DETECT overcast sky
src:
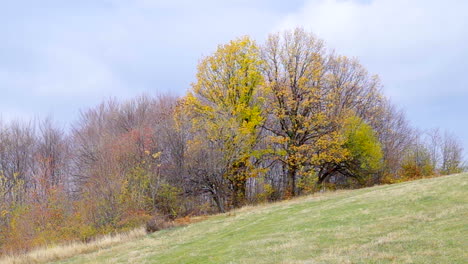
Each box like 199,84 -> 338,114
1,0 -> 467,151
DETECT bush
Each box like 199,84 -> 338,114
255,183 -> 276,202
145,214 -> 172,233
155,184 -> 184,220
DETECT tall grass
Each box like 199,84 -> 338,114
0,228 -> 146,264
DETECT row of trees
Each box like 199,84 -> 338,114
401,129 -> 465,179
0,28 -> 465,253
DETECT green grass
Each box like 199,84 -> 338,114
58,174 -> 467,264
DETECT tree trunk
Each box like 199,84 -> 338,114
212,192 -> 225,213
317,165 -> 336,185
231,179 -> 246,208
288,166 -> 298,197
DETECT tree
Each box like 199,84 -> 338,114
0,121 -> 36,204
261,28 -> 346,196
401,141 -> 435,179
372,100 -> 415,183
34,118 -> 70,199
316,114 -> 383,186
440,132 -> 465,175
184,136 -> 230,213
183,36 -> 264,209
326,55 -> 383,121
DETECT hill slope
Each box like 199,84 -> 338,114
57,174 -> 468,263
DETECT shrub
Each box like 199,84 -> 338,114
155,184 -> 184,220
145,214 -> 172,233
255,183 -> 276,202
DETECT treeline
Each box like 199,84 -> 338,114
0,28 -> 465,254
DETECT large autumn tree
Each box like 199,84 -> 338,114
261,28 -> 347,196
183,36 -> 264,209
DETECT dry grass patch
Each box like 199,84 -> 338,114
0,228 -> 146,264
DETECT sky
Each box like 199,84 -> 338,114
1,0 -> 467,152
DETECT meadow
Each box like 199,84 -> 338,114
3,173 -> 466,264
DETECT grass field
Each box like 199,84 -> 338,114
5,173 -> 468,264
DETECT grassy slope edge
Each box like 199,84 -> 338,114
6,174 -> 468,264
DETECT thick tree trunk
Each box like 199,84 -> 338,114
317,165 -> 336,185
212,192 -> 225,213
288,166 -> 298,197
231,179 -> 246,208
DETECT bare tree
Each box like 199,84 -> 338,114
33,118 -> 71,198
440,131 -> 465,175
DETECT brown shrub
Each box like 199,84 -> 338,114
145,215 -> 172,233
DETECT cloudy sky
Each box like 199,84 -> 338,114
1,0 -> 467,151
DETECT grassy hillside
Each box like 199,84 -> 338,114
9,174 -> 468,263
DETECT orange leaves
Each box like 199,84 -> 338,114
108,126 -> 156,162
0,186 -> 72,253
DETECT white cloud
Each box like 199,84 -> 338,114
275,0 -> 468,101
0,1 -> 289,124
1,0 -> 466,152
